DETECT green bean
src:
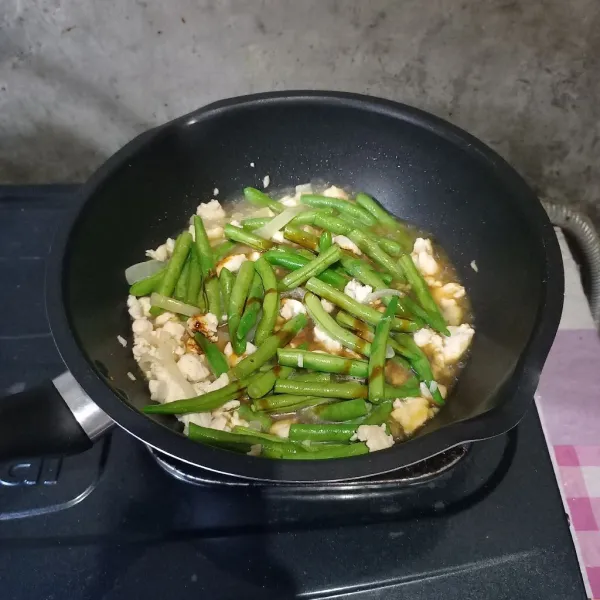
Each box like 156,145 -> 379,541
219,267 -> 234,313
385,380 -> 421,399
129,268 -> 166,296
261,397 -> 335,414
290,372 -> 331,383
194,216 -> 216,276
188,423 -> 286,449
368,297 -> 398,403
241,217 -> 270,230
355,192 -> 413,251
283,225 -> 320,251
362,400 -> 394,425
262,441 -> 369,459
228,261 -> 255,354
253,394 -> 335,411
224,224 -> 274,252
194,333 -> 229,377
347,230 -> 406,282
305,278 -> 418,332
288,424 -> 357,442
300,194 -> 377,225
277,349 -> 369,377
149,231 -> 193,316
242,209 -> 333,231
319,230 -> 333,253
205,278 -> 222,321
237,404 -> 273,432
231,426 -> 288,444
232,313 -> 308,379
248,364 -> 294,399
316,398 -> 369,421
143,375 -> 254,414
274,379 -> 368,399
213,241 -> 237,262
398,254 -> 449,335
279,245 -> 342,291
263,250 -> 347,289
244,187 -> 284,213
254,257 -> 279,346
236,273 -> 264,345
304,292 -> 372,356
186,246 -> 203,306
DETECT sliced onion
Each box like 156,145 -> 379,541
254,205 -> 311,240
385,346 -> 395,359
150,293 -> 202,317
125,260 -> 164,284
157,340 -> 196,399
364,289 -> 405,304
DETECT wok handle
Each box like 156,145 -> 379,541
0,371 -> 113,461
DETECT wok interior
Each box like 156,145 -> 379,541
64,100 -> 544,440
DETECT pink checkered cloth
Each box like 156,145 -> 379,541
536,231 -> 600,599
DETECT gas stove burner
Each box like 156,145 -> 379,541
149,444 -> 470,490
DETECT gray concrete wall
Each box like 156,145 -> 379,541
1,0 -> 598,218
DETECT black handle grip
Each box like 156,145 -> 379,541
0,380 -> 92,460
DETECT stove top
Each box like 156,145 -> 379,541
0,186 -> 587,599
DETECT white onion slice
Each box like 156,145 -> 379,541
253,205 -> 311,240
157,341 -> 196,399
150,293 -> 202,317
364,289 -> 405,304
385,346 -> 395,359
125,260 -> 164,284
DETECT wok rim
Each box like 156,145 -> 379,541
46,91 -> 564,482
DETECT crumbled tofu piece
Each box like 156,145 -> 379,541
247,444 -> 262,456
224,342 -> 257,366
139,296 -> 152,317
313,325 -> 343,352
270,419 -> 295,439
177,353 -> 211,383
323,185 -> 349,200
188,224 -> 196,241
216,254 -> 248,275
321,298 -> 335,313
192,373 -> 230,396
206,225 -> 224,241
295,183 -> 313,196
219,399 -> 241,412
148,364 -> 190,403
196,199 -> 226,222
159,321 -> 186,342
166,238 -> 175,255
272,230 -> 285,243
279,195 -> 298,207
117,335 -> 127,347
280,298 -> 307,320
263,175 -> 270,189
127,295 -> 143,319
229,410 -> 249,429
333,235 -> 362,255
344,279 -> 373,303
145,243 -> 168,262
132,337 -> 157,361
210,415 -> 229,431
213,188 -> 219,196
188,313 -> 219,342
154,312 -> 176,327
250,162 -> 255,167
132,318 -> 153,335
248,251 -> 262,261
439,298 -> 463,326
471,260 -> 478,272
391,397 -> 431,435
413,324 -> 475,366
127,372 -> 137,381
411,238 -> 439,276
352,424 -> 394,452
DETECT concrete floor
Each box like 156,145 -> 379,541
1,0 -> 598,219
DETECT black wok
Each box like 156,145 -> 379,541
0,92 -> 563,482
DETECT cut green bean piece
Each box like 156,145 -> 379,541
236,273 -> 263,345
205,278 -> 222,323
274,379 -> 368,399
316,398 -> 369,421
219,268 -> 234,314
213,241 -> 237,262
319,230 -> 333,253
288,424 -> 357,443
348,230 -> 406,282
228,261 -> 255,355
280,245 -> 342,291
300,194 -> 377,225
283,225 -> 320,251
129,268 -> 166,296
194,333 -> 229,377
263,250 -> 347,289
237,404 -> 273,432
362,400 -> 394,425
254,257 -> 279,346
290,372 -> 331,383
224,224 -> 274,252
262,441 -> 369,460
368,297 -> 398,404
253,394 -> 335,411
277,349 -> 369,377
194,215 -> 216,276
243,187 -> 284,213
186,247 -> 203,306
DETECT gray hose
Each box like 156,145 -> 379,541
542,201 -> 600,329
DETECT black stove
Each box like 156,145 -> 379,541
0,186 -> 587,599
